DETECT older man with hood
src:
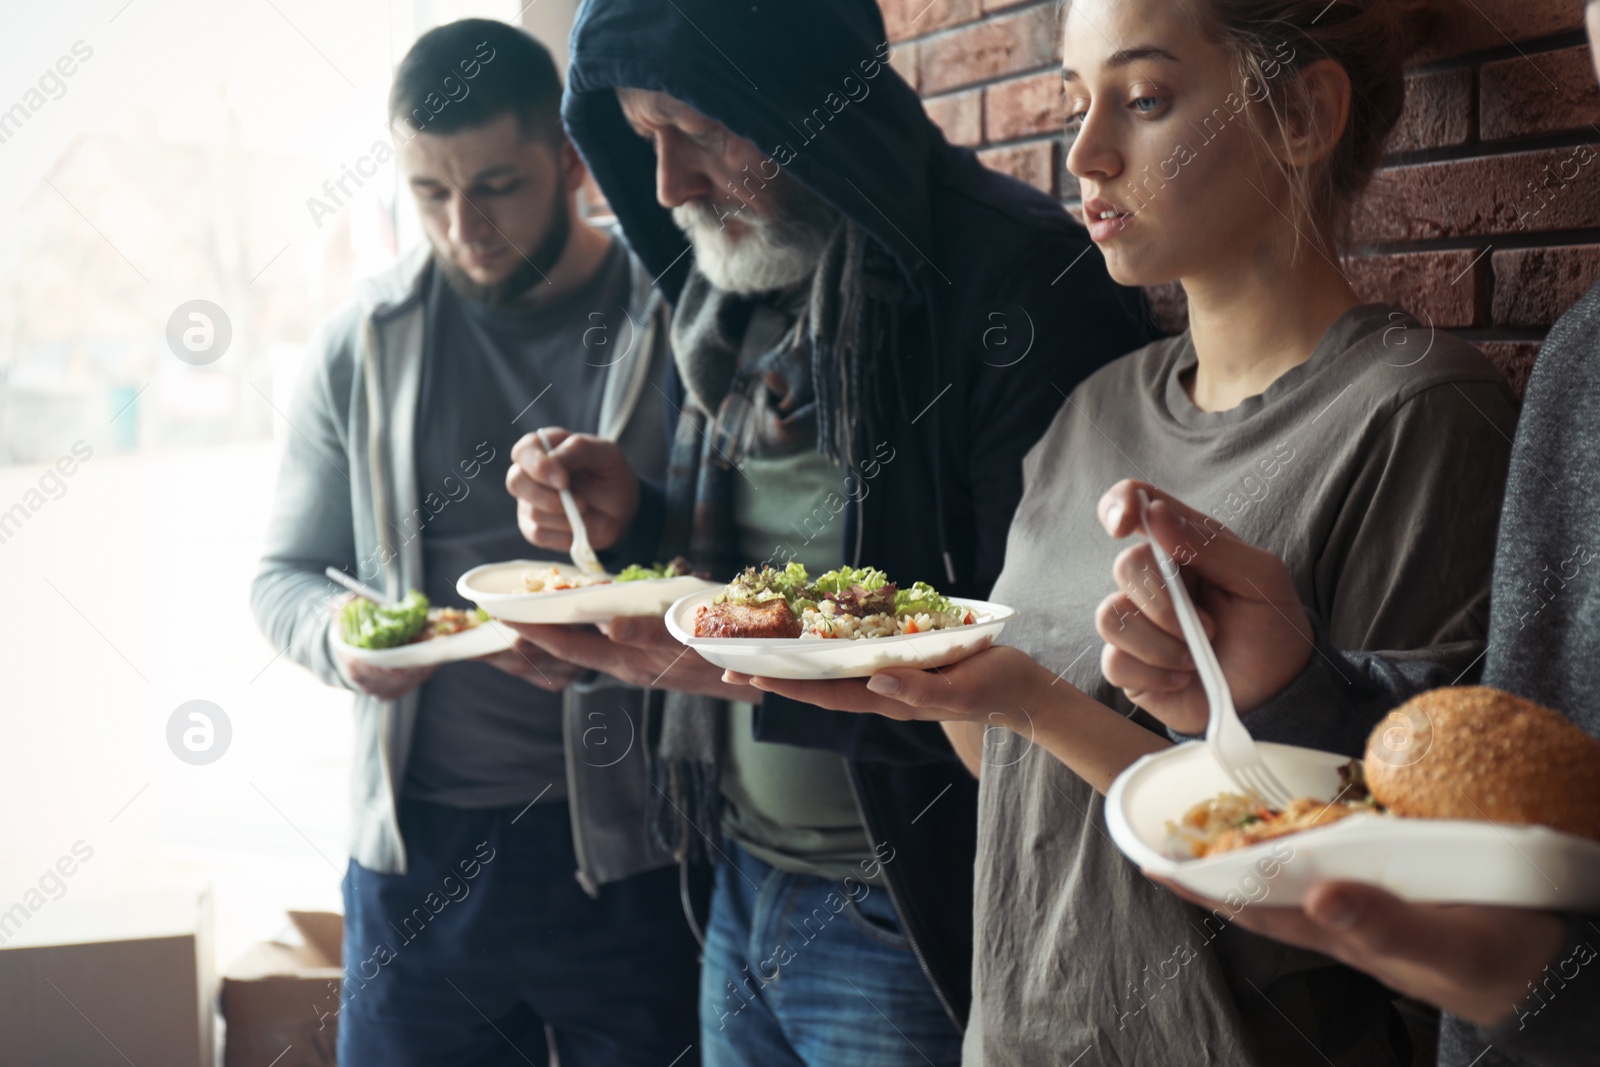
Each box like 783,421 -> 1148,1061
504,1 -> 1151,1063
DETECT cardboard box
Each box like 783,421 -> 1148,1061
0,884 -> 215,1067
219,910 -> 342,1067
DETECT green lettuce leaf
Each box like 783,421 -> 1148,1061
893,581 -> 955,616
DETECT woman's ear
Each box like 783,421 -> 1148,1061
1586,0 -> 1600,87
1275,58 -> 1351,168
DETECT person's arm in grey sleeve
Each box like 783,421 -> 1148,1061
1200,606 -> 1464,756
1097,465 -> 1491,756
250,327 -> 361,691
1473,913 -> 1600,1066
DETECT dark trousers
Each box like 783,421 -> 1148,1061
339,797 -> 700,1067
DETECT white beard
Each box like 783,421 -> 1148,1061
672,182 -> 837,294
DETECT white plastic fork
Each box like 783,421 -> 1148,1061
535,427 -> 608,577
323,565 -> 397,607
1136,490 -> 1295,810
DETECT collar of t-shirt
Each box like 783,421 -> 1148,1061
1163,303 -> 1400,430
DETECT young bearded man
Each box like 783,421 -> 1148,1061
251,19 -> 696,1067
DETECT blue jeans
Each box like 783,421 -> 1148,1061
340,798 -> 699,1067
700,838 -> 963,1067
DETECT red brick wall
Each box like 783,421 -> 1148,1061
883,0 -> 1600,395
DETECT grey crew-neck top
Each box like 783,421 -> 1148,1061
965,304 -> 1519,1066
403,238 -> 631,809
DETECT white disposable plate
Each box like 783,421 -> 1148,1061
457,560 -> 721,625
332,617 -> 514,669
1106,740 -> 1600,908
664,589 -> 1015,680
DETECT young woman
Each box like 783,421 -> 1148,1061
733,0 -> 1519,1062
1107,8 -> 1600,1066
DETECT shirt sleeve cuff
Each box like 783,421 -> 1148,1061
323,618 -> 362,692
1477,914 -> 1600,1064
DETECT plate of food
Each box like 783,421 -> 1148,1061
1106,686 -> 1600,908
665,563 -> 1015,680
332,591 -> 514,668
457,557 -> 720,625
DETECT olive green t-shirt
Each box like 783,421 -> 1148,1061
717,305 -> 880,884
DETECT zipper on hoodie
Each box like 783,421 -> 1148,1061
362,316 -> 410,875
844,765 -> 962,1031
563,691 -> 602,899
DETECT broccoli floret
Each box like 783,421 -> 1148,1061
340,590 -> 430,649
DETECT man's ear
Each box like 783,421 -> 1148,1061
1273,58 -> 1351,170
560,135 -> 590,194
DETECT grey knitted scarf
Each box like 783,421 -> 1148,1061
648,217 -> 908,865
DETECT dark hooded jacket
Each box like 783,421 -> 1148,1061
564,0 -> 1152,1027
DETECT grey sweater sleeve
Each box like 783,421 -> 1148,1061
249,320 -> 362,691
1440,283 -> 1600,1067
1222,606 -> 1463,756
1440,915 -> 1600,1067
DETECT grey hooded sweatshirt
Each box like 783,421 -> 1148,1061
250,236 -> 676,892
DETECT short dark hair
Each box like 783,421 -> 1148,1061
388,19 -> 562,142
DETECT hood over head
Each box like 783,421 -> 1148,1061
563,0 -> 947,301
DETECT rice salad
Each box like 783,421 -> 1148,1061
801,592 -> 972,640
522,557 -> 693,593
702,563 -> 977,641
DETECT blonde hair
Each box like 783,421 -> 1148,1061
1177,0 -> 1446,251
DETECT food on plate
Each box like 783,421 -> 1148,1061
522,557 -> 693,592
695,598 -> 803,639
522,566 -> 611,593
616,558 -> 693,582
692,563 -> 975,640
1362,685 -> 1600,841
1171,761 -> 1379,858
1169,686 -> 1600,858
339,591 -> 488,650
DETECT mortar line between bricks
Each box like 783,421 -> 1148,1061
1470,61 -> 1482,151
1449,328 -> 1556,342
906,27 -> 1588,96
1406,30 -> 1591,75
1353,229 -> 1600,257
929,51 -> 1598,156
889,0 -> 1056,50
917,60 -> 1062,100
921,63 -> 1061,105
1042,225 -> 1600,259
1477,244 -> 1496,327
977,132 -> 1065,153
1385,130 -> 1600,168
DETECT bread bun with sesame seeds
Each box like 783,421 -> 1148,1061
1362,686 -> 1600,842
